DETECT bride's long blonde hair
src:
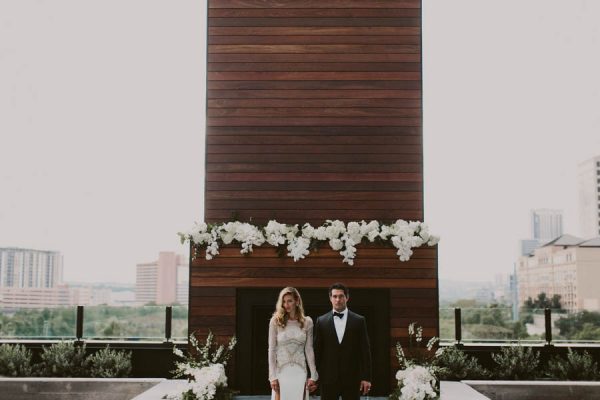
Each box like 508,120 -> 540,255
272,287 -> 306,329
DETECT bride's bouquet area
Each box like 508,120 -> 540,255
390,323 -> 441,400
165,331 -> 237,400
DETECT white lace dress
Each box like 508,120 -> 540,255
268,317 -> 319,400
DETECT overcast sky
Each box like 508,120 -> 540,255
1,1 -> 599,284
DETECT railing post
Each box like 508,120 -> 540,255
165,306 -> 172,342
454,307 -> 462,345
545,308 -> 553,346
76,305 -> 84,342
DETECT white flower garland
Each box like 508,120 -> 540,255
179,219 -> 439,266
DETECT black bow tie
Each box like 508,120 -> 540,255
333,312 -> 344,319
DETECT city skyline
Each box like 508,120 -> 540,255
2,1 -> 600,283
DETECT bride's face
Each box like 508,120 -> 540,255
282,293 -> 298,315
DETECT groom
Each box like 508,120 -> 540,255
313,283 -> 372,400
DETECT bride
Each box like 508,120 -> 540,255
268,287 -> 318,400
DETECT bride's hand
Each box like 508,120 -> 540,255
270,379 -> 280,393
306,379 -> 317,392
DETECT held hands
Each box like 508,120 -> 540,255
306,379 -> 317,393
270,379 -> 280,393
360,380 -> 372,395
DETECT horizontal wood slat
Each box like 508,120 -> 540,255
208,8 -> 420,18
209,27 -> 420,36
206,164 -> 422,173
207,107 -> 421,117
207,117 -> 421,126
205,199 -> 422,209
209,53 -> 421,63
207,126 -> 422,135
208,89 -> 421,99
208,99 -> 422,108
205,180 -> 423,190
205,190 -> 423,201
209,1 -> 421,9
208,18 -> 420,27
208,37 -> 421,45
191,277 -> 436,288
209,62 -> 421,71
203,210 -> 424,223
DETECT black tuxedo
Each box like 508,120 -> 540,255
314,310 -> 372,400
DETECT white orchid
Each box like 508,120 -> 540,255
396,365 -> 438,400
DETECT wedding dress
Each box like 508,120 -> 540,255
268,317 -> 319,400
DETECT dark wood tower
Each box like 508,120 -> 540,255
190,0 -> 437,395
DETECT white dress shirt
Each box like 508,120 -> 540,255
333,308 -> 348,343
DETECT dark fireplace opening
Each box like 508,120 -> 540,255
236,288 -> 390,395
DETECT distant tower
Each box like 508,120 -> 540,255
135,252 -> 187,305
578,155 -> 600,238
0,247 -> 63,289
531,209 -> 563,244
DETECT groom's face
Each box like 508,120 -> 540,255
330,289 -> 348,312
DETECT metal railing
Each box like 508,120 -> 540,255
446,307 -> 597,346
0,305 -> 183,342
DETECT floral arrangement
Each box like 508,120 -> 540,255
165,331 -> 237,400
179,219 -> 439,266
390,323 -> 441,400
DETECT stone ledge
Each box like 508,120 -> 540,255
0,378 -> 164,400
132,381 -> 491,400
463,380 -> 600,400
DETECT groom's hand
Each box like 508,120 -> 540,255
360,380 -> 371,395
306,379 -> 317,392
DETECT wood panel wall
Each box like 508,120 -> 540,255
205,0 -> 423,225
192,0 -> 437,393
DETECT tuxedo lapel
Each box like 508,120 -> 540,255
339,311 -> 353,345
327,312 -> 340,345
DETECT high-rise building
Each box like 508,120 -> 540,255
0,247 -> 63,289
135,252 -> 188,305
578,155 -> 600,238
519,239 -> 540,257
531,209 -> 563,244
517,234 -> 600,312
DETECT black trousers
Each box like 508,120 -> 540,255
320,381 -> 361,400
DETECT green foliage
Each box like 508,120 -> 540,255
491,345 -> 540,380
87,345 -> 132,378
523,292 -> 562,311
546,348 -> 600,380
556,311 -> 600,340
38,341 -> 88,377
0,344 -> 34,377
433,347 -> 489,380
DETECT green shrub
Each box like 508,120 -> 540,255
0,344 -> 34,377
491,345 -> 540,380
87,346 -> 132,378
433,346 -> 489,380
38,341 -> 88,377
546,348 -> 600,380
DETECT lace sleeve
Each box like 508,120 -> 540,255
268,317 -> 278,382
305,317 -> 319,381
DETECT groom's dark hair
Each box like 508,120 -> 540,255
329,282 -> 349,297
